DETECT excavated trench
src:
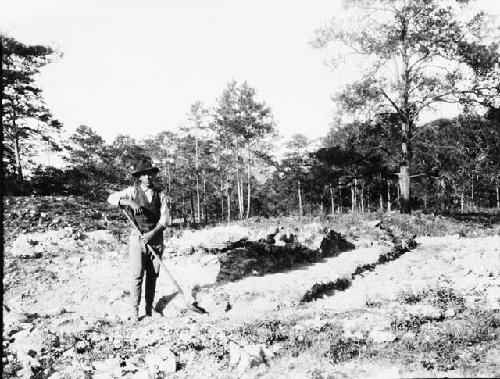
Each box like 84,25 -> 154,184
299,221 -> 418,303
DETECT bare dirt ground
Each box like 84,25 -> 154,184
3,197 -> 500,378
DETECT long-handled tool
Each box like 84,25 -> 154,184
122,209 -> 207,314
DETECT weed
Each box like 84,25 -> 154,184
327,337 -> 367,363
231,320 -> 291,347
386,307 -> 500,372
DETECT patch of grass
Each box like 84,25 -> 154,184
231,319 -> 291,347
397,289 -> 424,305
389,309 -> 500,372
387,286 -> 500,373
381,212 -> 498,238
327,336 -> 368,364
396,286 -> 465,311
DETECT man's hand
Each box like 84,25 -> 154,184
120,199 -> 143,215
142,230 -> 156,244
129,201 -> 143,215
141,225 -> 165,245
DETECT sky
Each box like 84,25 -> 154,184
1,0 -> 499,147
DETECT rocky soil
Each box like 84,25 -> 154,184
3,196 -> 500,378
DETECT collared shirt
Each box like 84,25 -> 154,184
108,184 -> 171,228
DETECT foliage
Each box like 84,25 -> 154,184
311,0 -> 500,212
1,36 -> 63,188
213,80 -> 276,220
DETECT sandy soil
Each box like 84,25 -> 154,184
3,208 -> 500,378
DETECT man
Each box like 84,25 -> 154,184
108,159 -> 170,323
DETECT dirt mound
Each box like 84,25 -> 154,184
214,230 -> 355,283
3,196 -> 126,247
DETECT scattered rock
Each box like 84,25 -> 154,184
93,357 -> 121,374
75,340 -> 89,353
18,366 -> 35,379
237,344 -> 268,375
230,341 -> 268,375
144,346 -> 177,373
93,374 -> 115,379
366,220 -> 382,228
130,371 -> 151,379
405,304 -> 442,320
10,328 -> 45,356
444,308 -> 456,318
2,308 -> 29,333
17,352 -> 41,368
368,330 -> 396,343
84,230 -> 118,244
485,287 -> 500,310
401,331 -> 416,342
343,330 -> 364,340
68,256 -> 83,266
43,306 -> 66,318
229,341 -> 242,366
11,235 -> 43,258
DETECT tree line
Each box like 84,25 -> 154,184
2,0 -> 499,220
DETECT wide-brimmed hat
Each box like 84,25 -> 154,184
130,160 -> 160,177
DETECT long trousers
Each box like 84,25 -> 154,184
129,230 -> 163,311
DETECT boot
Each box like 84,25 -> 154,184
145,304 -> 153,317
145,304 -> 162,317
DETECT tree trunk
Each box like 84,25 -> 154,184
329,184 -> 335,216
320,192 -> 324,216
220,176 -> 224,221
190,194 -> 195,223
226,177 -> 231,222
298,180 -> 303,217
246,146 -> 251,220
398,164 -> 410,213
400,40 -> 412,214
240,178 -> 244,219
167,164 -> 171,193
471,175 -> 474,209
235,140 -> 244,220
361,180 -> 365,213
202,173 -> 207,223
13,133 -> 24,184
497,186 -> 499,209
440,179 -> 446,211
351,179 -> 357,213
236,178 -> 242,220
387,180 -> 392,213
378,174 -> 383,212
195,137 -> 200,223
181,179 -> 186,221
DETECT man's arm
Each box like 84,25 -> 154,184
108,187 -> 143,214
158,191 -> 171,228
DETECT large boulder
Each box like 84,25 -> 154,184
11,235 -> 44,258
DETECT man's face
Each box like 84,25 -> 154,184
139,171 -> 155,188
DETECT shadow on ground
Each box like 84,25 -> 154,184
155,291 -> 180,314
